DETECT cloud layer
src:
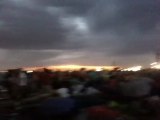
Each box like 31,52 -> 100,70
0,0 -> 159,68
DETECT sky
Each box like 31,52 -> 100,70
0,0 -> 159,69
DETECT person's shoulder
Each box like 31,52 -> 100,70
141,77 -> 153,82
57,88 -> 68,92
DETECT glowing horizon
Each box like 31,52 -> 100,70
48,64 -> 116,71
24,64 -> 117,71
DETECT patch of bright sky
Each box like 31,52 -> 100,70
74,17 -> 88,32
61,17 -> 89,33
46,6 -> 65,16
44,51 -> 85,63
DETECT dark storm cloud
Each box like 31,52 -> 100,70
0,49 -> 86,69
38,0 -> 96,15
41,0 -> 160,56
0,50 -> 62,68
0,0 -> 83,50
87,0 -> 160,55
0,0 -> 159,68
90,0 -> 160,32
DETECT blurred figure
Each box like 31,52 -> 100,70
119,76 -> 153,101
4,70 -> 18,99
18,70 -> 29,98
152,77 -> 160,96
30,72 -> 42,93
71,80 -> 84,96
38,97 -> 76,120
56,81 -> 71,98
39,69 -> 53,92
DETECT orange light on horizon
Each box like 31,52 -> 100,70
1,64 -> 118,72
23,64 -> 117,71
47,64 -> 116,71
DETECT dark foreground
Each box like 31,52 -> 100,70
1,68 -> 160,120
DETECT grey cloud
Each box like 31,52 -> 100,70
38,0 -> 96,15
86,0 -> 160,56
89,0 -> 160,32
0,0 -> 159,68
0,50 -> 62,69
0,49 -> 87,69
0,0 -> 83,50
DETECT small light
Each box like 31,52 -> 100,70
96,67 -> 103,72
122,66 -> 142,71
151,64 -> 160,69
27,70 -> 33,73
150,62 -> 158,66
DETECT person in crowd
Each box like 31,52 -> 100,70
30,72 -> 42,93
151,75 -> 160,96
56,80 -> 72,98
119,75 -> 153,101
39,69 -> 53,92
70,78 -> 84,96
38,97 -> 76,120
4,70 -> 18,99
3,69 -> 27,100
18,69 -> 29,99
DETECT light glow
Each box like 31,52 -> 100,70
48,65 -> 115,71
96,67 -> 103,72
27,70 -> 33,73
122,66 -> 142,71
151,64 -> 160,69
150,62 -> 158,66
23,65 -> 117,71
150,62 -> 160,69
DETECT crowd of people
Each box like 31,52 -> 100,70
1,68 -> 160,120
